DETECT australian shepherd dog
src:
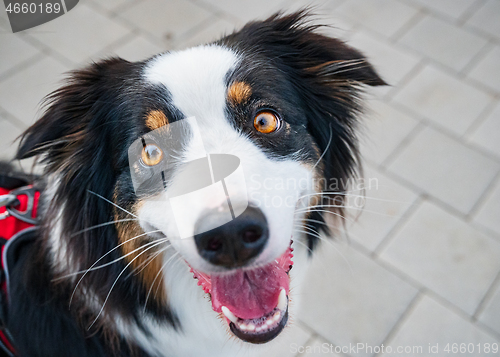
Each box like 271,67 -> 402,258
1,11 -> 384,357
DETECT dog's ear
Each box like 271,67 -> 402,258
15,57 -> 140,238
15,56 -> 138,245
15,58 -> 140,264
16,58 -> 136,168
223,10 -> 386,87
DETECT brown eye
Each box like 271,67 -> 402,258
141,144 -> 163,166
253,111 -> 280,134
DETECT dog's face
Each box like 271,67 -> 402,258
132,45 -> 318,343
17,13 -> 384,346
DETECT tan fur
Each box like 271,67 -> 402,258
304,144 -> 345,229
145,110 -> 169,130
227,81 -> 252,105
113,198 -> 166,305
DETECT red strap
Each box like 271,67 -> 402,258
0,330 -> 15,356
0,186 -> 40,356
0,187 -> 39,241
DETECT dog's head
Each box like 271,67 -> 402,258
17,12 -> 384,345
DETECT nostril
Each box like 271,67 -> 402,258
206,237 -> 223,251
242,227 -> 262,244
194,206 -> 268,267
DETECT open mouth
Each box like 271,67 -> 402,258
189,242 -> 294,344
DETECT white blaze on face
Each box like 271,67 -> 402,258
141,45 -> 314,272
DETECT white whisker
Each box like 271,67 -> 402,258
87,190 -> 138,218
294,228 -> 353,274
62,230 -> 162,280
295,208 -> 354,224
292,238 -> 313,253
153,253 -> 183,301
297,218 -> 328,227
71,218 -> 138,236
298,191 -> 411,204
144,251 -> 180,312
311,123 -> 332,171
297,204 -> 408,218
88,239 -> 167,330
129,243 -> 174,277
294,224 -> 320,237
66,230 -> 162,308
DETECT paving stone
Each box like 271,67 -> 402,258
27,3 -> 131,64
335,0 -> 419,38
466,0 -> 500,39
299,242 -> 417,357
468,45 -> 500,94
380,201 -> 500,315
398,15 -> 488,71
381,295 -> 499,356
0,56 -> 69,125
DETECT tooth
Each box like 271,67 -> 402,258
266,320 -> 273,326
277,289 -> 287,311
239,323 -> 248,331
256,326 -> 262,332
247,323 -> 256,331
221,306 -> 238,323
273,311 -> 281,322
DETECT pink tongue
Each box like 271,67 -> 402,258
211,262 -> 289,320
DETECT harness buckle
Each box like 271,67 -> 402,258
4,186 -> 39,225
0,195 -> 17,221
0,195 -> 18,209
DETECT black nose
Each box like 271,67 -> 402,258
194,206 -> 268,268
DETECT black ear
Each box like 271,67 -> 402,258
17,58 -> 137,166
222,10 -> 386,87
15,57 -> 140,281
15,57 -> 137,262
15,57 -> 142,248
15,57 -> 141,219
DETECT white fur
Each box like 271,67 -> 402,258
44,174 -> 76,277
122,45 -> 317,356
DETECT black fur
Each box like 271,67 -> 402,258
5,11 -> 384,356
7,60 -> 156,356
220,11 -> 385,249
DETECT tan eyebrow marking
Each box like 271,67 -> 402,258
227,81 -> 252,105
145,110 -> 169,130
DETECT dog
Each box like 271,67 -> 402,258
1,11 -> 384,357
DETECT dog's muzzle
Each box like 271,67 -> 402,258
194,206 -> 268,268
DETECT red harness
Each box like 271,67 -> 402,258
0,185 -> 40,356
